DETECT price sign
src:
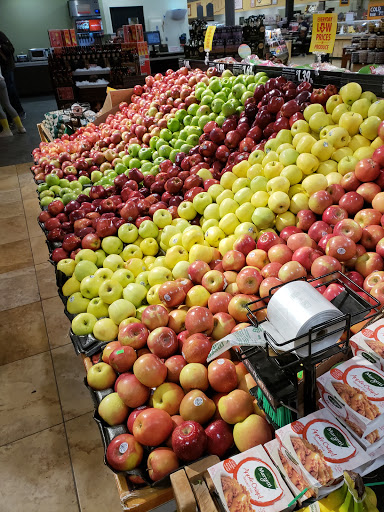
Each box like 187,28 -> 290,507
309,13 -> 338,54
183,60 -> 190,69
295,69 -> 314,84
204,25 -> 216,52
368,3 -> 384,19
339,0 -> 349,5
215,62 -> 225,73
243,64 -> 254,75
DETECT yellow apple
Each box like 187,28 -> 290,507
124,258 -> 146,277
276,143 -> 294,155
296,134 -> 317,153
236,202 -> 255,223
311,140 -> 334,161
326,94 -> 343,114
247,163 -> 263,179
220,171 -> 237,189
219,213 -> 240,235
168,232 -> 183,247
302,174 -> 328,195
348,134 -> 371,152
248,149 -> 265,165
219,235 -> 236,256
205,226 -> 226,247
290,193 -> 309,214
351,98 -> 371,118
266,176 -> 290,194
332,147 -> 353,162
250,176 -> 268,193
140,238 -> 158,257
172,260 -> 190,279
317,160 -> 338,175
331,103 -> 351,124
201,219 -> 219,232
368,99 -> 384,120
219,198 -> 239,218
296,153 -> 319,175
359,115 -> 381,140
147,284 -> 162,305
263,161 -> 284,180
207,184 -> 224,201
232,177 -> 250,193
262,151 -> 279,165
251,191 -> 269,208
233,414 -> 272,452
275,211 -> 296,231
185,285 -> 210,307
339,111 -> 363,136
181,229 -> 204,251
308,112 -> 332,133
216,190 -> 234,205
288,184 -> 305,198
340,82 -> 362,105
326,127 -> 350,149
354,146 -> 374,160
165,245 -> 188,269
281,165 -> 302,185
337,156 -> 358,176
234,188 -> 253,205
148,266 -> 172,286
235,222 -> 258,239
303,103 -> 324,122
232,160 -> 250,178
189,244 -> 213,263
326,172 -> 342,186
268,191 -> 290,214
372,136 -> 384,150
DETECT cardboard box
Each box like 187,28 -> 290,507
48,29 -> 63,48
95,88 -> 134,124
123,24 -> 144,43
264,439 -> 316,505
70,29 -> 77,46
317,355 -> 384,439
350,317 -> 384,370
208,445 -> 294,512
275,408 -> 371,497
61,29 -> 72,47
126,41 -> 151,75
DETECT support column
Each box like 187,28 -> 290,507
285,0 -> 294,23
225,0 -> 235,26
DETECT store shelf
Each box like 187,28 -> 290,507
72,67 -> 110,76
75,82 -> 109,88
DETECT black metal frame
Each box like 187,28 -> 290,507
236,271 -> 381,419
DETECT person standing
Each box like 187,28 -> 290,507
0,31 -> 25,119
0,65 -> 26,137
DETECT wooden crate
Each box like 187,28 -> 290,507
37,123 -> 53,142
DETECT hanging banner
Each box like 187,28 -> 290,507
309,13 -> 338,54
204,25 -> 216,52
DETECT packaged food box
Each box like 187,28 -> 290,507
123,24 -> 144,43
70,29 -> 77,46
318,393 -> 384,454
48,29 -> 63,48
208,445 -> 294,512
317,355 -> 384,439
61,29 -> 72,47
275,408 -> 371,497
264,439 -> 316,505
350,318 -> 384,370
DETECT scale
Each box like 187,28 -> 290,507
236,271 -> 381,428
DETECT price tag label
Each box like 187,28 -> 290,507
215,62 -> 225,73
183,60 -> 190,69
232,63 -> 243,76
295,68 -> 314,84
243,64 -> 254,75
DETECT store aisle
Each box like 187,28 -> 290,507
0,163 -> 122,512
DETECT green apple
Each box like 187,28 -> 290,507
275,129 -> 293,145
187,103 -> 199,116
222,100 -> 238,117
338,156 -> 359,176
93,318 -> 118,342
71,312 -> 97,336
75,249 -> 98,264
340,82 -> 362,105
250,176 -> 268,193
248,150 -> 265,166
62,276 -> 81,296
78,175 -> 91,185
359,116 -> 381,140
123,283 -> 147,308
87,297 -> 109,318
99,279 -> 123,304
111,269 -> 135,288
211,98 -> 224,113
80,275 -> 103,299
57,258 -> 76,277
45,173 -> 60,187
67,292 -> 90,315
236,202 -> 255,223
138,220 -> 158,239
108,299 -> 136,325
40,196 -> 54,207
251,207 -> 275,229
128,143 -> 141,157
153,209 -> 172,228
59,178 -> 70,188
118,223 -> 138,244
95,249 -> 106,267
74,260 -> 98,282
101,236 -> 123,255
234,188 -> 253,205
368,99 -> 384,120
279,148 -> 299,166
192,192 -> 212,215
91,170 -> 103,182
103,254 -> 125,272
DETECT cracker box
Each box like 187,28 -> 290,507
319,392 -> 384,454
317,355 -> 384,438
264,439 -> 316,505
208,445 -> 294,512
48,29 -> 63,48
275,408 -> 371,497
350,318 -> 384,370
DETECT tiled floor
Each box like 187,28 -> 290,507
0,164 -> 123,512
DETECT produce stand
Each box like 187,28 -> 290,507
33,60 -> 384,512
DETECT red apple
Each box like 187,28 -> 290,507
118,322 -> 149,350
171,420 -> 207,461
106,433 -> 143,471
322,205 -> 348,226
109,346 -> 137,373
133,408 -> 173,446
339,192 -> 364,216
205,420 -> 234,457
333,219 -> 362,243
185,306 -> 214,335
141,304 -> 169,330
326,235 -> 357,262
182,333 -> 212,363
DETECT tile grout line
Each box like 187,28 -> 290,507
17,166 -> 82,512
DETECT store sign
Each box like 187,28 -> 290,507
309,13 -> 337,54
204,25 -> 216,52
368,3 -> 384,19
339,0 -> 349,5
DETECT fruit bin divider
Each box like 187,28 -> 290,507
240,271 -> 381,420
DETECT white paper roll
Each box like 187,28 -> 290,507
263,281 -> 344,357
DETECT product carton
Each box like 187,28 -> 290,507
275,408 -> 371,497
61,29 -> 72,47
317,355 -> 384,439
123,24 -> 144,43
208,445 -> 294,512
350,318 -> 384,370
264,439 -> 316,505
70,29 -> 77,46
48,29 -> 63,48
